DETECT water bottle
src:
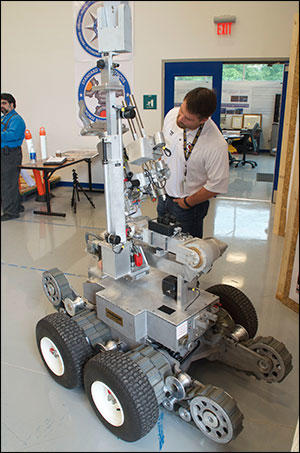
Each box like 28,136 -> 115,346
30,146 -> 36,163
25,129 -> 36,163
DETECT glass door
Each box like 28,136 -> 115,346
164,61 -> 223,128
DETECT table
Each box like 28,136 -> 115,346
222,130 -> 242,141
19,150 -> 101,217
223,130 -> 242,166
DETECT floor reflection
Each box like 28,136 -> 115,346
213,200 -> 270,240
224,153 -> 275,201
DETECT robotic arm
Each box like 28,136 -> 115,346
81,1 -> 227,307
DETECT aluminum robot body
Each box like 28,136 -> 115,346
36,1 -> 293,446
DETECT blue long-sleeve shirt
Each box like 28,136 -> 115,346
1,109 -> 26,148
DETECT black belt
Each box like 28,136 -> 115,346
2,146 -> 21,151
166,194 -> 177,200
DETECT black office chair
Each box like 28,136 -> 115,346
220,127 -> 243,167
231,123 -> 261,168
228,149 -> 241,166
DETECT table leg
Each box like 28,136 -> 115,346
81,158 -> 104,193
88,158 -> 92,191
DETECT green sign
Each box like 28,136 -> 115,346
143,95 -> 157,110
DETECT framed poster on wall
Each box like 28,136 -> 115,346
242,113 -> 262,129
231,115 -> 243,129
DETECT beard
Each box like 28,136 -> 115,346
1,108 -> 9,115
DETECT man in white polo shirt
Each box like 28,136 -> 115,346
157,87 -> 229,238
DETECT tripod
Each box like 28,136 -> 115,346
71,169 -> 95,213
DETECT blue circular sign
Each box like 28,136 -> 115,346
78,67 -> 131,122
76,1 -> 102,58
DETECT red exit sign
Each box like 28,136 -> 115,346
217,22 -> 232,35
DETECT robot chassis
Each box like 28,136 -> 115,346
36,2 -> 293,445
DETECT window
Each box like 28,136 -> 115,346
174,76 -> 213,106
223,64 -> 284,81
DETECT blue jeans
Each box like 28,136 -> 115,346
157,195 -> 209,239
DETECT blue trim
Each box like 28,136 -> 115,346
272,62 -> 289,199
57,181 -> 104,190
164,62 -> 223,127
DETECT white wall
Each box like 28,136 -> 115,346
1,1 -> 298,182
134,1 -> 298,133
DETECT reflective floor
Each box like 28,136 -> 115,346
225,153 -> 276,201
1,154 -> 298,452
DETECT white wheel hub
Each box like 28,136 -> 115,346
40,337 -> 65,376
91,381 -> 124,427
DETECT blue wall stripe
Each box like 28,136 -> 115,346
57,181 -> 104,190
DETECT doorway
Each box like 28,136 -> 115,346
163,60 -> 288,202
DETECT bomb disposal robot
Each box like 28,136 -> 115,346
36,2 -> 293,444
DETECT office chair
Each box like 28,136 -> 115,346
231,122 -> 261,168
220,127 -> 243,167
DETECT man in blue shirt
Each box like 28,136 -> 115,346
1,93 -> 26,221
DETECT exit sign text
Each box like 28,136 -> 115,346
217,22 -> 232,35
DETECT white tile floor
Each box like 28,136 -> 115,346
1,154 -> 299,452
226,152 -> 276,201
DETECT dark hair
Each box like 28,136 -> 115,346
1,93 -> 16,108
184,87 -> 217,119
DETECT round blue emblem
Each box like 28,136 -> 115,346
76,1 -> 102,57
78,67 -> 131,122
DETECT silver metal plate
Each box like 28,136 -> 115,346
95,268 -> 218,351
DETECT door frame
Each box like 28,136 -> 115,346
162,57 -> 289,198
272,62 -> 289,202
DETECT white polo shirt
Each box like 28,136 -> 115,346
162,107 -> 229,198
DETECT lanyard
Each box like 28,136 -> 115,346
183,123 -> 204,161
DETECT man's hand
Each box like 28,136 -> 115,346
174,198 -> 190,209
174,188 -> 217,210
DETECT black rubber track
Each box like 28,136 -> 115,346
36,312 -> 93,389
84,350 -> 159,442
206,284 -> 258,338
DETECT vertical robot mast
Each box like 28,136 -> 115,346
97,1 -> 132,244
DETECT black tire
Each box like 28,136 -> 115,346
84,351 -> 159,442
36,312 -> 93,389
206,284 -> 258,338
